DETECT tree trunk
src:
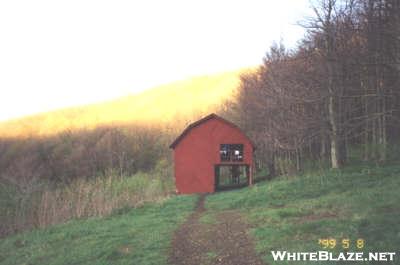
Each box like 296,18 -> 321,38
328,95 -> 340,168
320,132 -> 327,158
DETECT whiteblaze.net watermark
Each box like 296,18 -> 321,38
271,251 -> 396,262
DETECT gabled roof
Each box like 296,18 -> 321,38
169,113 -> 256,149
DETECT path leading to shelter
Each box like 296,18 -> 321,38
169,194 -> 265,265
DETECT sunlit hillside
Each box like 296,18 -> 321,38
0,69 -> 252,138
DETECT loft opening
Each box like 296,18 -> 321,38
220,144 -> 243,162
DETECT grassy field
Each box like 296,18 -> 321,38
0,195 -> 197,265
205,163 -> 400,264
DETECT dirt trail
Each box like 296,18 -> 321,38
169,194 -> 264,265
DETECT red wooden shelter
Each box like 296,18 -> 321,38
170,113 -> 255,194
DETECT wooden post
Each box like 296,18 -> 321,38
248,164 -> 253,186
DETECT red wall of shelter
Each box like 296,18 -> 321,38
172,116 -> 254,194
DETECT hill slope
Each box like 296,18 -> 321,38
0,69 -> 251,138
1,163 -> 399,264
205,163 -> 400,264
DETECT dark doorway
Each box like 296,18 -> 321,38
214,165 -> 249,191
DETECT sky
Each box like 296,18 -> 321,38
0,0 -> 313,121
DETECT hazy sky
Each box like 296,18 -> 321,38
0,0 -> 313,121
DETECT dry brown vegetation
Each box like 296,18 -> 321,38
1,169 -> 173,236
0,122 -> 179,237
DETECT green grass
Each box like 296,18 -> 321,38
205,163 -> 400,265
199,213 -> 217,225
0,195 -> 197,265
205,251 -> 218,264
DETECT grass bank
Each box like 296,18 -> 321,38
0,195 -> 197,265
205,163 -> 400,264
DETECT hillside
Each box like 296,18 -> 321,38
0,69 -> 251,138
1,163 -> 399,265
205,163 -> 400,264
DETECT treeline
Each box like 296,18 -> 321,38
223,0 -> 400,175
0,124 -> 175,184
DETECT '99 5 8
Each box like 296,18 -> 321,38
318,238 -> 365,249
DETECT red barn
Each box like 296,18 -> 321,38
170,113 -> 255,194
